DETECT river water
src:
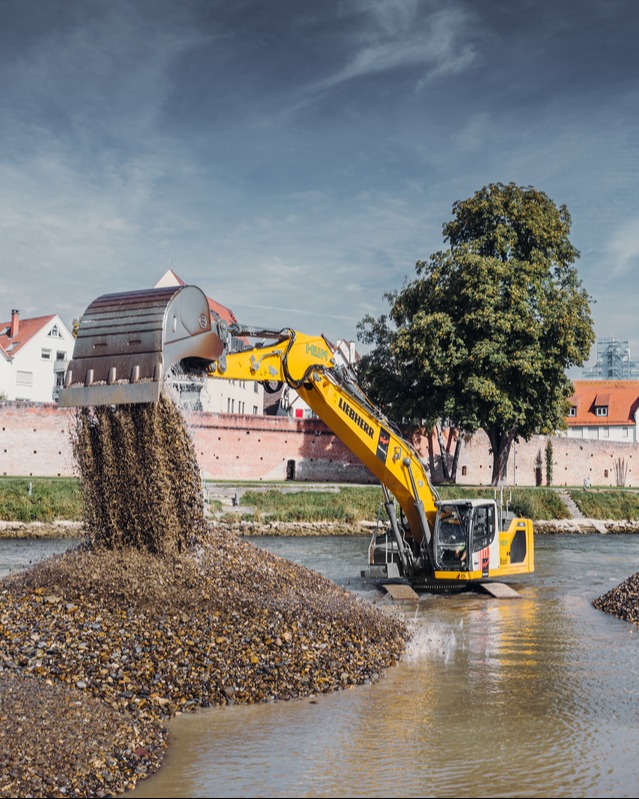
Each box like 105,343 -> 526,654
3,534 -> 639,798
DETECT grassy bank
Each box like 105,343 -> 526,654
0,478 -> 84,522
238,486 -> 386,524
238,484 -> 572,523
3,478 -> 639,524
569,488 -> 639,520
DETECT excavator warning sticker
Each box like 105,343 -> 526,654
376,428 -> 391,462
481,547 -> 490,578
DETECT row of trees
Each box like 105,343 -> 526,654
356,182 -> 595,485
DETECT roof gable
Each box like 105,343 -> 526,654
567,380 -> 639,426
0,315 -> 57,359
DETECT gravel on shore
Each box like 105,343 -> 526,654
0,522 -> 407,798
593,571 -> 639,623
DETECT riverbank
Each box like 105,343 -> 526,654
3,518 -> 639,539
0,520 -> 83,539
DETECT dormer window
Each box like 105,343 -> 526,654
568,406 -> 577,417
594,392 -> 610,418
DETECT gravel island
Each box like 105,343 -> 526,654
0,524 -> 407,797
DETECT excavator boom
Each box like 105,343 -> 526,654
58,282 -> 534,591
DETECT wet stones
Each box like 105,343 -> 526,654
593,571 -> 639,623
0,529 -> 407,795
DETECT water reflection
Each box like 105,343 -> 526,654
127,534 -> 639,798
0,537 -> 79,580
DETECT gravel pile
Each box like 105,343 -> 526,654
0,524 -> 407,797
592,571 -> 639,623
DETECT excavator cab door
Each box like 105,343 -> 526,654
434,502 -> 471,571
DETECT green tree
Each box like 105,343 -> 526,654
357,182 -> 595,485
545,438 -> 554,486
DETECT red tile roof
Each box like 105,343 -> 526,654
567,380 -> 639,426
0,315 -> 56,359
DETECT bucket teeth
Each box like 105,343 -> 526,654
58,285 -> 224,407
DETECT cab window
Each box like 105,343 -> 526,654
472,505 -> 495,551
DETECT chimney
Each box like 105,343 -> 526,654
10,309 -> 19,339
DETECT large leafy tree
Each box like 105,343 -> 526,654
357,182 -> 595,485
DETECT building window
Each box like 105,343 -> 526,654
254,382 -> 259,393
602,427 -> 609,438
253,405 -> 258,414
56,351 -> 67,361
595,406 -> 608,417
16,371 -> 33,386
622,427 -> 629,438
48,325 -> 62,338
41,348 -> 52,360
568,406 -> 577,417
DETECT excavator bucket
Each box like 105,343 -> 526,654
58,285 -> 226,407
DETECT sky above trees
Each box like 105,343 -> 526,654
1,0 -> 638,371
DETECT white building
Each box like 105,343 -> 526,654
564,380 -> 639,443
0,310 -> 74,403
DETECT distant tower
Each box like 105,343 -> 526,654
582,338 -> 639,379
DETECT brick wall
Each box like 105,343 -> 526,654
1,403 -> 637,487
0,403 -> 75,477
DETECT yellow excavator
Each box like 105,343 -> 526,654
58,284 -> 534,592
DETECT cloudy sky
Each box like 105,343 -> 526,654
2,0 -> 639,372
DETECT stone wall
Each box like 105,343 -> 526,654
1,402 -> 637,487
415,428 -> 637,488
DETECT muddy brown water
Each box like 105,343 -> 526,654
4,533 -> 639,797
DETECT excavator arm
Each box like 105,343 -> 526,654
210,325 -> 438,561
58,284 -> 534,589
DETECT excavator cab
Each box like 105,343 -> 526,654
434,502 -> 472,571
431,498 -> 533,583
59,281 -> 534,593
